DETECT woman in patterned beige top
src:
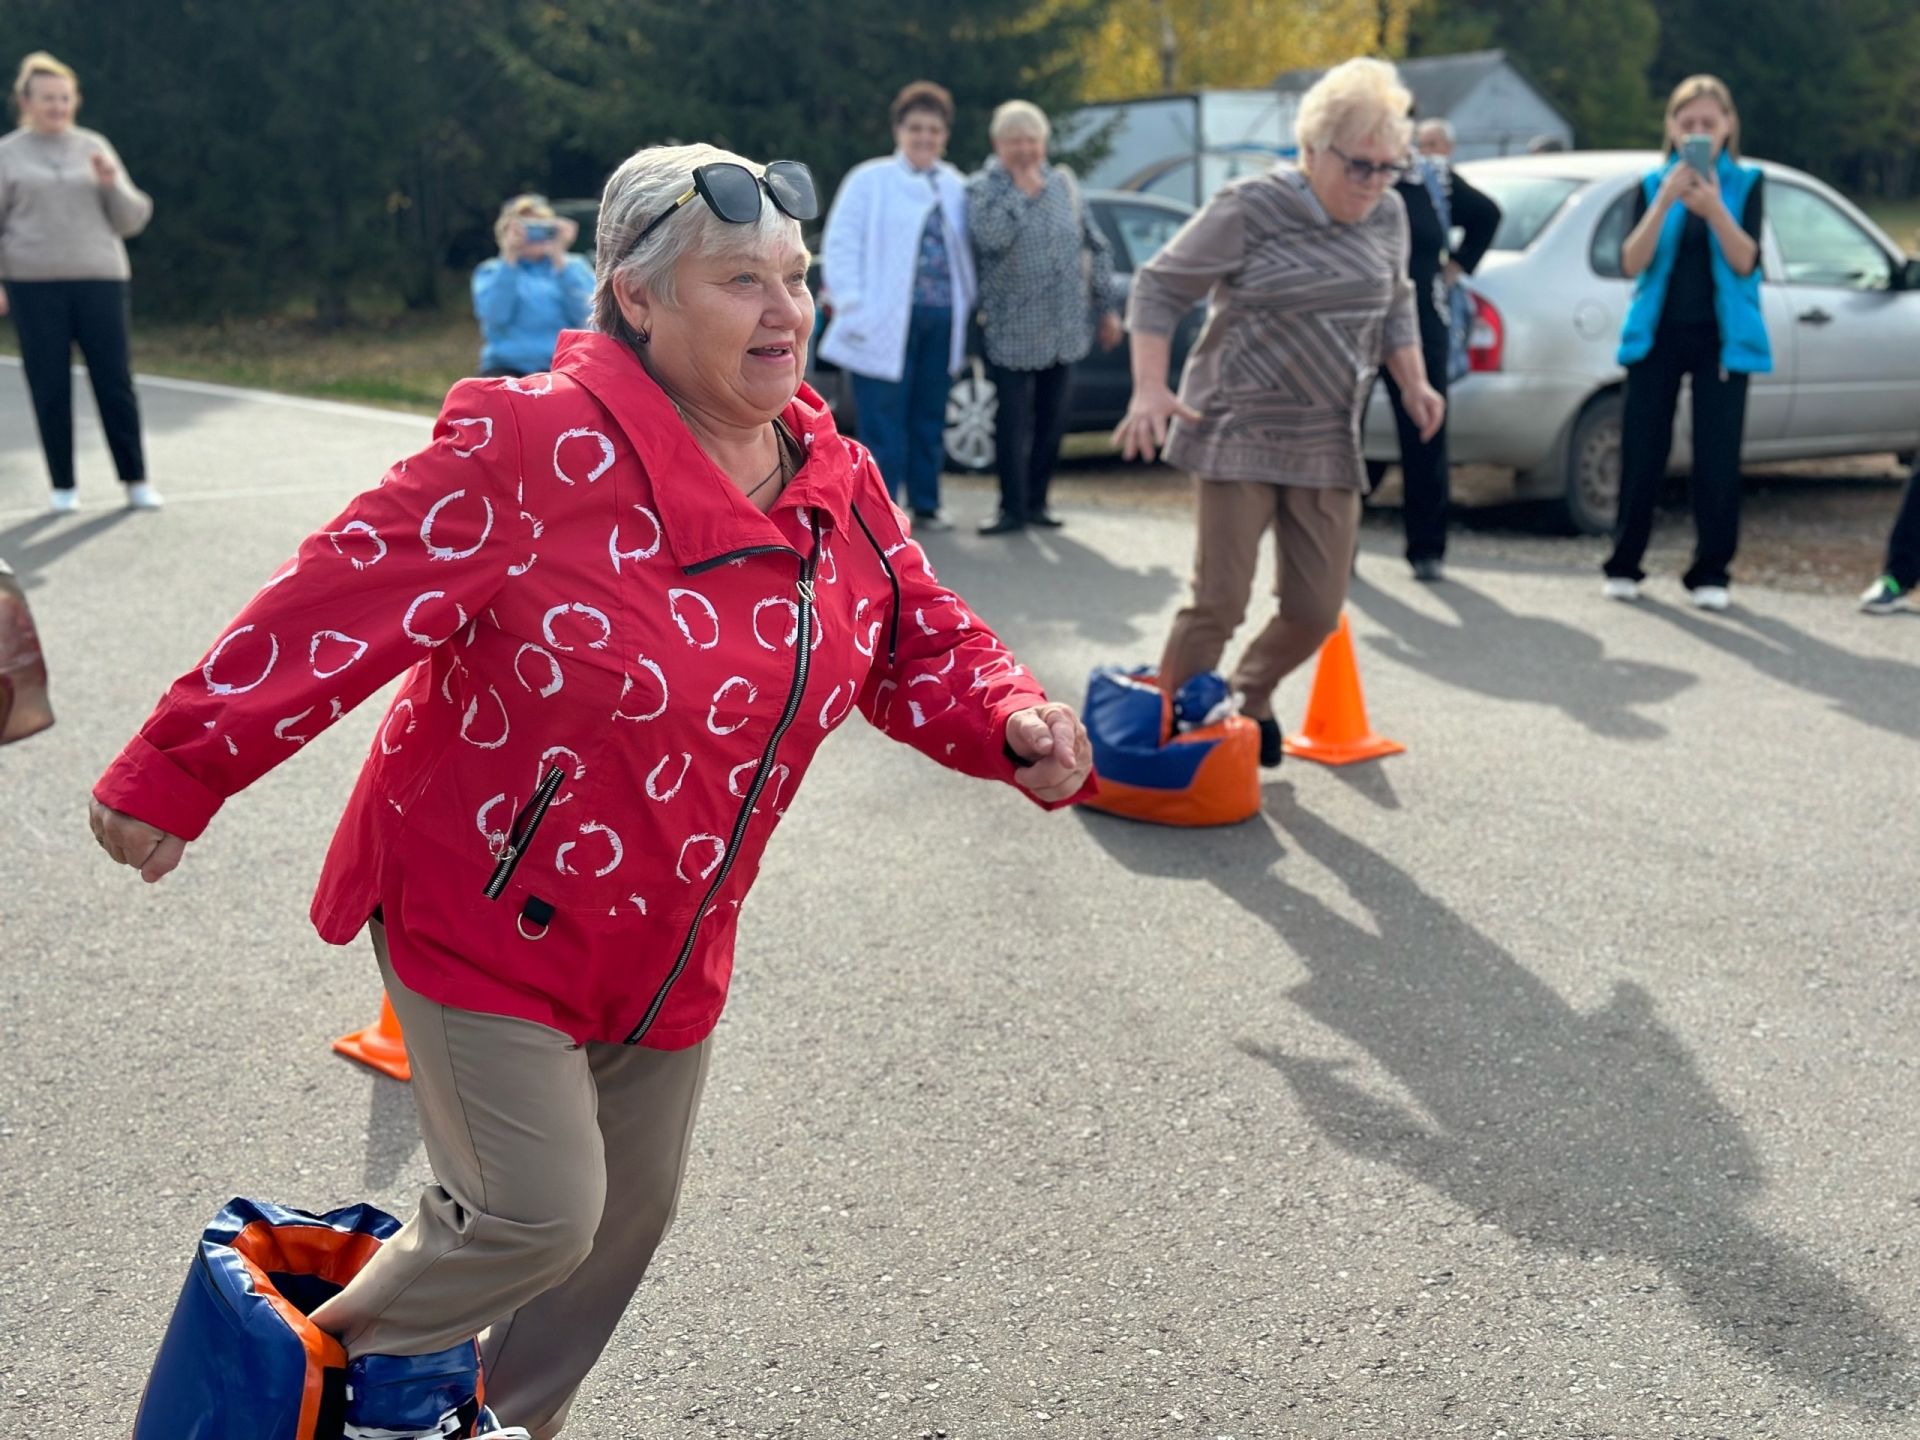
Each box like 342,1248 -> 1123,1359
1115,57 -> 1443,767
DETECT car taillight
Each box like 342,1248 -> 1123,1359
1467,292 -> 1503,373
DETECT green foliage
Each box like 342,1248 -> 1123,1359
0,0 -> 1094,319
0,0 -> 556,321
1649,0 -> 1920,197
525,0 -> 1098,207
1407,0 -> 1661,148
1411,0 -> 1920,198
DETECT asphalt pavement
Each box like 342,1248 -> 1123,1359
3,363 -> 1918,1438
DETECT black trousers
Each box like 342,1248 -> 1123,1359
1380,337 -> 1451,563
1881,465 -> 1920,588
7,279 -> 146,492
988,360 -> 1072,521
1605,322 -> 1747,589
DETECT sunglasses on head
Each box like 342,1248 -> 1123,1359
1328,144 -> 1411,185
626,160 -> 819,257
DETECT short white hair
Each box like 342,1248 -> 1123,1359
989,99 -> 1050,143
1295,58 -> 1413,157
593,143 -> 803,342
1416,117 -> 1455,147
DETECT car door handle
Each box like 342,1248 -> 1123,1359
1797,308 -> 1834,326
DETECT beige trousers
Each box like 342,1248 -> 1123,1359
310,924 -> 711,1439
1157,477 -> 1360,717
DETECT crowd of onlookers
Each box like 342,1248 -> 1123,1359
4,47 -> 1915,625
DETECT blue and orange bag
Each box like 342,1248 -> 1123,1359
1082,667 -> 1260,827
132,1198 -> 400,1439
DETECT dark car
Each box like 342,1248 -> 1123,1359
806,188 -> 1206,470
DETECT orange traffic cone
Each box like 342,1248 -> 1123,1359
1283,613 -> 1405,767
332,994 -> 412,1082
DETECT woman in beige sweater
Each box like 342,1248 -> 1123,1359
1115,58 -> 1443,767
0,52 -> 158,513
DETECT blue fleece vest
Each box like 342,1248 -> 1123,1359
1617,152 -> 1772,375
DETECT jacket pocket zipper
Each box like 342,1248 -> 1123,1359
484,765 -> 566,900
625,518 -> 821,1043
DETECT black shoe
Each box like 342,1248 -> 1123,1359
911,509 -> 953,533
1410,557 -> 1445,582
1256,716 -> 1283,768
977,514 -> 1026,536
1029,509 -> 1065,528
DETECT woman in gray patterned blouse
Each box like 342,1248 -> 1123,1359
1114,58 -> 1443,767
968,100 -> 1121,536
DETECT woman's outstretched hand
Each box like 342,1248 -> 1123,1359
1007,702 -> 1093,802
89,799 -> 186,884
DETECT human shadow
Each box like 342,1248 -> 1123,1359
920,523 -> 1182,649
1348,574 -> 1695,742
1638,600 -> 1920,742
1078,800 -> 1915,1413
0,507 -> 135,590
362,1069 -> 421,1191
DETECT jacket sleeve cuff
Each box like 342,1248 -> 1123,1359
92,732 -> 225,841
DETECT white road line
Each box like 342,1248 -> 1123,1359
0,355 -> 434,428
0,483 -> 360,523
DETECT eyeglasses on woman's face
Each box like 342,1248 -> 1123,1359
1328,144 -> 1411,186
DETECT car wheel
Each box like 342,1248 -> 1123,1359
1561,393 -> 1624,536
944,362 -> 997,473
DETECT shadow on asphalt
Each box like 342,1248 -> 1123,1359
1077,797 -> 1915,1415
915,521 -> 1182,652
0,507 -> 137,589
1348,574 -> 1696,741
1636,601 -> 1920,742
362,1072 -> 422,1190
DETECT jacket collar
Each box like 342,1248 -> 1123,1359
553,331 -> 855,571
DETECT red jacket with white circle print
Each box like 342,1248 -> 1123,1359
94,331 -> 1091,1047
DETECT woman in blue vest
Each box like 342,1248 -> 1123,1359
1603,75 -> 1769,611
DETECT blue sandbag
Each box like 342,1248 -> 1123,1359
133,1198 -> 400,1440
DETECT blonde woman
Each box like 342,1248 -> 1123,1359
1603,75 -> 1768,611
471,194 -> 592,378
0,51 -> 157,513
1115,57 -> 1439,767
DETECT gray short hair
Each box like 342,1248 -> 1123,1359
592,143 -> 803,343
1295,58 -> 1413,157
989,99 -> 1050,143
1416,118 -> 1455,148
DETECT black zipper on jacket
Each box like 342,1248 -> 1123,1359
484,765 -> 566,900
625,514 -> 822,1044
849,502 -> 900,666
684,543 -> 799,576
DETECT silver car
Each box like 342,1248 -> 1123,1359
1363,151 -> 1920,533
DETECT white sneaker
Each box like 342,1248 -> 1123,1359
1688,585 -> 1730,611
48,489 -> 79,514
126,482 -> 165,510
1602,577 -> 1640,602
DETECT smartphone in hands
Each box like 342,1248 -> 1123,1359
1680,134 -> 1715,174
522,221 -> 558,244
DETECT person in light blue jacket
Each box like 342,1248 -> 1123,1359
1603,76 -> 1769,611
472,194 -> 594,378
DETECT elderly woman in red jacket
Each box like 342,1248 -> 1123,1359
88,142 -> 1092,1440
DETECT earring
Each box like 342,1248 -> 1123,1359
635,329 -> 651,345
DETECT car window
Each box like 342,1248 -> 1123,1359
1473,175 -> 1582,251
1771,182 -> 1892,290
1590,187 -> 1638,279
1103,203 -> 1189,272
